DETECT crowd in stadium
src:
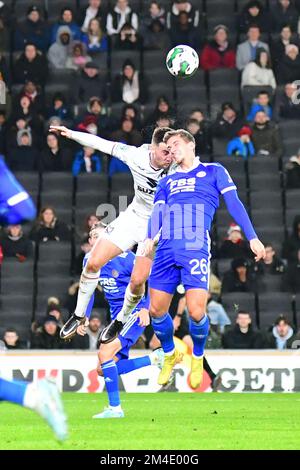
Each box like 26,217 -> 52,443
0,0 -> 299,351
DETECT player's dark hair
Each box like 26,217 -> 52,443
151,126 -> 172,146
164,129 -> 195,146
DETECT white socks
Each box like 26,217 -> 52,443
74,266 -> 100,317
116,285 -> 144,323
23,383 -> 38,410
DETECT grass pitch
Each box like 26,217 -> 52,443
1,393 -> 300,450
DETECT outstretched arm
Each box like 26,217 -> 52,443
49,126 -> 116,155
223,189 -> 266,261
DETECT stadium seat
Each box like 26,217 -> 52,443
261,274 -> 285,293
205,0 -> 235,16
249,173 -> 281,192
0,294 -> 34,313
221,292 -> 256,323
257,292 -> 293,329
76,173 -> 108,196
279,121 -> 300,140
14,172 -> 40,205
247,155 -> 280,175
46,0 -> 78,21
47,68 -> 78,86
285,189 -> 299,229
208,68 -> 239,88
217,258 -> 232,278
38,241 -> 72,263
0,258 -> 34,279
283,138 -> 299,157
143,50 -> 170,71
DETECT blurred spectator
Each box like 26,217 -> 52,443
79,0 -> 107,33
106,0 -> 138,37
213,102 -> 245,140
47,26 -> 72,69
110,117 -> 143,147
3,328 -> 26,349
169,11 -> 201,49
241,48 -> 276,90
167,0 -> 200,30
236,25 -> 270,71
267,315 -> 296,349
7,129 -> 39,171
47,92 -> 72,123
0,224 -> 33,260
14,4 -> 50,52
247,90 -> 272,121
271,24 -> 299,69
81,213 -> 100,240
0,16 -> 10,52
219,223 -> 253,258
0,0 -> 11,28
200,25 -> 236,71
237,0 -> 270,34
250,111 -> 283,158
46,298 -> 65,329
141,1 -> 165,31
74,236 -> 92,274
277,44 -> 300,84
221,257 -> 257,293
11,94 -> 42,135
72,146 -> 102,176
210,272 -> 222,297
222,311 -> 265,348
274,83 -> 300,120
31,316 -> 64,349
75,61 -> 107,103
143,18 -> 170,50
257,242 -> 285,275
285,149 -> 300,189
281,216 -> 300,292
120,103 -> 142,130
115,22 -> 140,50
81,18 -> 108,53
186,109 -> 212,154
78,97 -> 113,137
51,7 -> 81,44
14,43 -> 48,86
146,95 -> 175,126
40,132 -> 72,172
0,50 -> 11,86
21,81 -> 45,116
30,206 -> 71,243
112,59 -> 147,104
227,125 -> 255,159
186,118 -> 212,155
271,0 -> 299,33
207,292 -> 231,333
0,110 -> 7,154
65,41 -> 92,70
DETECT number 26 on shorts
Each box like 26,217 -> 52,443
189,258 -> 208,275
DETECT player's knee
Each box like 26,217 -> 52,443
98,342 -> 115,363
130,275 -> 145,292
149,304 -> 165,318
189,308 -> 206,322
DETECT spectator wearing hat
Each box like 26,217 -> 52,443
200,25 -> 236,71
267,315 -> 296,349
222,311 -> 265,349
51,7 -> 81,44
0,224 -> 33,260
250,111 -> 283,158
227,126 -> 255,159
285,148 -> 300,189
65,41 -> 92,71
111,59 -> 147,104
221,258 -> 257,294
241,48 -> 276,90
219,223 -> 253,259
237,0 -> 270,34
75,61 -> 107,103
14,43 -> 48,87
106,0 -> 138,37
236,25 -> 270,71
47,26 -> 73,69
2,328 -> 26,349
274,83 -> 300,120
78,0 -> 107,33
40,132 -> 72,172
14,4 -> 50,52
31,316 -> 64,349
271,0 -> 299,33
167,0 -> 200,30
247,90 -> 272,122
72,146 -> 102,176
277,44 -> 300,84
213,102 -> 245,140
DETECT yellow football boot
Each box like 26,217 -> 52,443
190,355 -> 204,389
158,349 -> 183,386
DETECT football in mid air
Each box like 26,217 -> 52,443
166,45 -> 199,78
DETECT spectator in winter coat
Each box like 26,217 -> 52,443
78,0 -> 107,33
166,0 -> 200,30
111,59 -> 147,104
14,4 -> 50,52
227,125 -> 255,159
47,93 -> 72,123
222,257 -> 257,294
213,102 -> 245,140
31,316 -> 64,349
141,1 -> 165,32
274,83 -> 300,120
81,18 -> 108,53
75,61 -> 107,103
30,207 -> 71,243
237,0 -> 270,34
40,132 -> 72,172
47,26 -> 72,69
51,7 -> 81,44
236,25 -> 270,71
241,48 -> 276,90
247,90 -> 272,122
65,41 -> 92,71
267,315 -> 296,349
277,44 -> 300,84
169,11 -> 201,49
3,328 -> 26,349
270,0 -> 299,33
285,149 -> 300,189
14,43 -> 48,86
0,224 -> 33,260
72,147 -> 102,176
271,24 -> 299,70
257,242 -> 286,276
222,311 -> 265,348
219,223 -> 253,259
200,25 -> 236,71
7,129 -> 39,171
106,0 -> 138,37
250,111 -> 283,158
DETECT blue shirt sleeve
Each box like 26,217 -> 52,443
223,190 -> 257,241
215,164 -> 237,195
147,179 -> 167,239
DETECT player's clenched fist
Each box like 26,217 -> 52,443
250,238 -> 266,262
49,125 -> 72,139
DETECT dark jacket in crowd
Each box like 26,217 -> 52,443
285,156 -> 300,189
282,215 -> 300,263
213,113 -> 245,140
14,19 -> 50,52
8,146 -> 39,171
275,90 -> 300,120
251,121 -> 283,158
219,239 -> 253,259
222,324 -> 265,349
256,256 -> 286,276
222,268 -> 257,294
270,1 -> 299,33
14,51 -> 48,86
39,147 -> 72,172
237,4 -> 270,33
30,219 -> 71,243
31,327 -> 63,349
77,5 -> 107,31
277,55 -> 300,85
0,233 -> 33,259
266,325 -> 297,349
75,70 -> 107,103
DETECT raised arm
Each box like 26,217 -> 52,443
223,189 -> 266,261
49,126 -> 116,155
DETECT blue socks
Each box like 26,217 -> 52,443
152,313 -> 175,353
189,315 -> 210,357
101,360 -> 120,407
0,377 -> 27,406
116,356 -> 151,375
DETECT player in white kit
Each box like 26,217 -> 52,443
50,125 -> 173,340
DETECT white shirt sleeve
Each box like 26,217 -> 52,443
70,131 -> 116,155
111,142 -> 144,166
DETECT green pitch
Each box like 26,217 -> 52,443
1,393 -> 300,450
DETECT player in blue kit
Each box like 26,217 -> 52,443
77,223 -> 164,419
144,129 -> 266,389
0,157 -> 36,225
